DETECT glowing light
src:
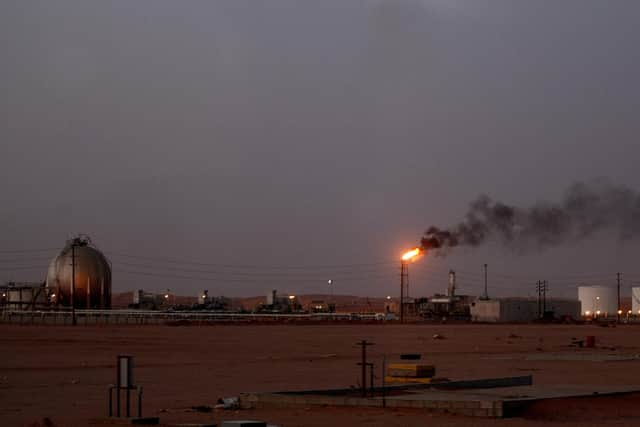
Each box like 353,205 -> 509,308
164,294 -> 169,299
618,310 -> 623,315
289,295 -> 296,300
596,310 -> 601,315
585,310 -> 591,316
386,296 -> 391,300
401,248 -> 422,261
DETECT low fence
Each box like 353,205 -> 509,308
0,309 -> 387,325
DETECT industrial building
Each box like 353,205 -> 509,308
0,282 -> 47,310
255,290 -> 301,313
130,289 -> 171,310
470,298 -> 581,323
196,290 -> 231,310
415,271 -> 473,320
577,285 -> 617,317
633,287 -> 640,315
307,299 -> 333,313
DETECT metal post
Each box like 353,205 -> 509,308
138,386 -> 143,417
361,342 -> 366,396
108,386 -> 113,417
356,340 -> 374,397
71,242 -> 76,326
369,363 -> 374,397
126,385 -> 131,417
116,357 -> 121,417
400,262 -> 408,323
382,357 -> 386,408
617,272 -> 621,323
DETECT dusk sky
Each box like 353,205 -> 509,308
2,1 -> 640,298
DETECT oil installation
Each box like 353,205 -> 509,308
45,235 -> 112,309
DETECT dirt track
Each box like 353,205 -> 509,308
2,323 -> 640,426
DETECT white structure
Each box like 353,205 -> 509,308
470,298 -> 580,323
578,286 -> 617,317
632,287 -> 640,315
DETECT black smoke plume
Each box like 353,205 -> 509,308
421,180 -> 640,254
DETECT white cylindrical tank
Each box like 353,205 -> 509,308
578,286 -> 617,317
632,287 -> 640,315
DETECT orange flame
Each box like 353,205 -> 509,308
401,248 -> 422,261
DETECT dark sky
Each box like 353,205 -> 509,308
2,1 -> 640,299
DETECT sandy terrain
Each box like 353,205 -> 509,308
2,323 -> 640,426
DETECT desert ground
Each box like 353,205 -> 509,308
2,323 -> 640,426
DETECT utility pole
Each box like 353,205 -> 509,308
536,280 -> 547,319
482,263 -> 488,300
536,280 -> 541,318
71,241 -> 77,326
543,280 -> 547,316
617,272 -> 621,323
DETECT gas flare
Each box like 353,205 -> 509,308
401,248 -> 422,261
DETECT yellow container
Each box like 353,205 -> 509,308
384,376 -> 433,384
387,364 -> 435,378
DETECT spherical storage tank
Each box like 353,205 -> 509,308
46,235 -> 111,309
577,285 -> 616,317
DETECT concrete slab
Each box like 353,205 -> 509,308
221,421 -> 267,427
525,353 -> 640,362
171,424 -> 216,427
239,384 -> 640,418
485,352 -> 640,362
90,417 -> 160,425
